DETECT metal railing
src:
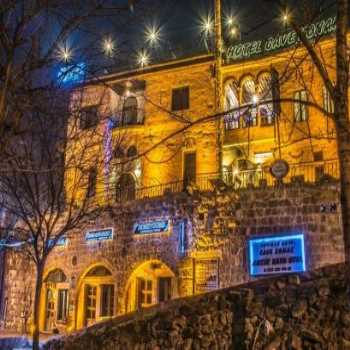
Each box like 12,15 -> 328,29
107,159 -> 340,203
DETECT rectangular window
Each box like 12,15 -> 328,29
242,109 -> 257,127
224,112 -> 240,130
100,284 -> 114,317
85,285 -> 97,323
313,151 -> 324,162
158,277 -> 172,303
323,86 -> 334,114
171,86 -> 190,111
294,90 -> 308,122
137,278 -> 153,308
183,152 -> 196,189
80,105 -> 99,129
57,289 -> 68,322
87,168 -> 97,197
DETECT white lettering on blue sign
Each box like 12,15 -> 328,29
248,234 -> 306,276
86,228 -> 113,242
48,236 -> 67,248
134,220 -> 169,234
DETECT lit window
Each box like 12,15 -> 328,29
257,73 -> 274,126
323,86 -> 334,114
224,81 -> 240,129
100,284 -> 114,317
294,90 -> 308,122
172,86 -> 190,111
137,279 -> 153,308
241,78 -> 257,127
57,289 -> 68,322
122,96 -> 138,125
85,285 -> 97,322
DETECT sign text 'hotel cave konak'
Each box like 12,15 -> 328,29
226,16 -> 336,62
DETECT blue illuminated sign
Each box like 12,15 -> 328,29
134,220 -> 169,235
57,62 -> 85,85
48,236 -> 67,248
248,234 -> 306,276
86,228 -> 113,242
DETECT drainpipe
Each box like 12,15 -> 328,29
214,0 -> 223,176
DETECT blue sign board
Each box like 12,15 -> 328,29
134,220 -> 169,235
86,228 -> 113,242
48,236 -> 67,248
248,234 -> 306,276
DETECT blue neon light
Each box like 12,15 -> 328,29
134,220 -> 169,235
86,229 -> 113,242
248,234 -> 306,276
57,62 -> 85,85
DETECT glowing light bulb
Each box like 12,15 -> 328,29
145,25 -> 161,46
282,11 -> 290,24
137,50 -> 150,68
226,16 -> 234,26
58,46 -> 72,62
252,94 -> 259,104
103,38 -> 115,56
200,15 -> 213,35
230,27 -> 238,38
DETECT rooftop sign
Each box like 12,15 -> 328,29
226,16 -> 336,62
248,233 -> 306,276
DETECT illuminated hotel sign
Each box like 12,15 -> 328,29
85,228 -> 113,242
248,234 -> 306,276
133,220 -> 169,235
226,16 -> 336,61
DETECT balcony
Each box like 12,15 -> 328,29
101,159 -> 339,204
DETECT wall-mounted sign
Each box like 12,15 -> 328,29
133,220 -> 169,235
195,259 -> 219,294
226,16 -> 336,62
270,159 -> 289,179
85,228 -> 113,242
248,234 -> 306,276
48,236 -> 67,248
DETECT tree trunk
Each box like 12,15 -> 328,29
335,0 -> 350,264
32,261 -> 44,350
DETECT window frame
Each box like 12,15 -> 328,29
80,105 -> 99,130
57,289 -> 68,322
87,167 -> 97,198
171,86 -> 190,111
294,90 -> 308,122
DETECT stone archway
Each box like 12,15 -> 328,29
75,264 -> 116,329
123,259 -> 176,313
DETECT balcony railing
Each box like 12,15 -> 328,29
102,159 -> 339,204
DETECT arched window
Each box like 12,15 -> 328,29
86,266 -> 112,277
127,146 -> 137,158
44,269 -> 67,283
224,81 -> 240,129
122,96 -> 138,125
257,72 -> 274,125
240,77 -> 257,127
116,173 -> 136,202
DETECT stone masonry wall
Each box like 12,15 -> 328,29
1,181 -> 345,333
44,263 -> 350,350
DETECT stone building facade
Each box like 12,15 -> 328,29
0,23 -> 347,334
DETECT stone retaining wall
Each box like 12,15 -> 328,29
44,264 -> 350,350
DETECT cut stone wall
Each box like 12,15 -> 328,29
44,263 -> 350,350
0,181 -> 345,333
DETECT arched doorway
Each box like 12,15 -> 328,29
76,265 -> 115,329
124,260 -> 176,313
116,173 -> 136,202
40,269 -> 69,333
